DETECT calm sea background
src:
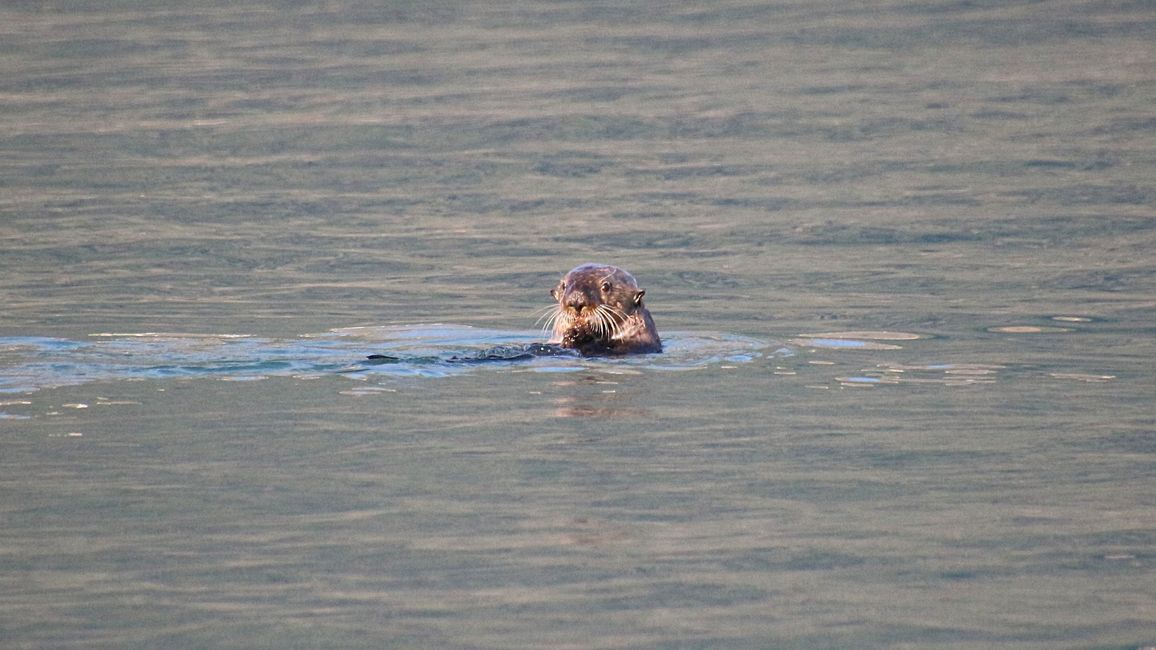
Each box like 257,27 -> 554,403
2,2 -> 1154,648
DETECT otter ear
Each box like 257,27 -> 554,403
633,289 -> 645,306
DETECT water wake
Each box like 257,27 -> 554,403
0,325 -> 773,395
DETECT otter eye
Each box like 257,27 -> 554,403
600,281 -> 612,292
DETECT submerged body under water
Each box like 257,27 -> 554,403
0,325 -> 775,397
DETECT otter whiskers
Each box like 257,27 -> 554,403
535,304 -> 571,340
532,303 -> 562,332
590,303 -> 627,339
543,263 -> 662,355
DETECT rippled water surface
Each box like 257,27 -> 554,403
2,2 -> 1154,648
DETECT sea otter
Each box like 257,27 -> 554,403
545,263 -> 662,356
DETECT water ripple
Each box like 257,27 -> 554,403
0,325 -> 772,395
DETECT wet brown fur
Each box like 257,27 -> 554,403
544,263 -> 661,356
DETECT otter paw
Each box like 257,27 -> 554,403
562,327 -> 595,348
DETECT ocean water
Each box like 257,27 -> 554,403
1,2 -> 1154,648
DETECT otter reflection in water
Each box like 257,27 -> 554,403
543,263 -> 662,356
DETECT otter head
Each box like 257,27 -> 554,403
546,263 -> 650,352
550,263 -> 646,316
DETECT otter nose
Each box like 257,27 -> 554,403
564,292 -> 589,311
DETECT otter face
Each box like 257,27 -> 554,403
550,264 -> 645,318
544,263 -> 657,354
